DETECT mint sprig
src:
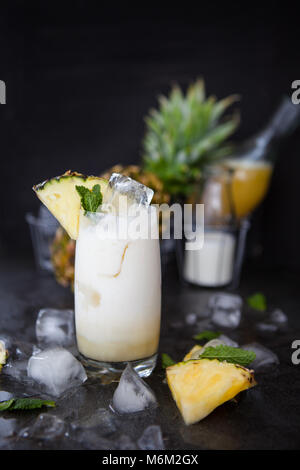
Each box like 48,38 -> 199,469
198,345 -> 256,367
161,353 -> 176,369
193,330 -> 221,342
0,398 -> 56,411
247,292 -> 267,312
76,184 -> 103,214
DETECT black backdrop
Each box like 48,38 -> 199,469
1,2 -> 300,270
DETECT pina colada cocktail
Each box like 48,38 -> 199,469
33,171 -> 161,376
75,207 -> 161,369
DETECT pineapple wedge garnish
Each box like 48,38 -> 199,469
33,171 -> 108,240
166,358 -> 255,425
0,340 -> 8,371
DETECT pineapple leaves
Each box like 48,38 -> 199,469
142,79 -> 239,197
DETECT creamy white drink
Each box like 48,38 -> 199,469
74,207 -> 161,365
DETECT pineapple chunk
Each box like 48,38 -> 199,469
33,171 -> 108,240
166,359 -> 255,425
0,340 -> 8,371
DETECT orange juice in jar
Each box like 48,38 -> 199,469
223,158 -> 273,219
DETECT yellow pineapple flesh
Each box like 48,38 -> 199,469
166,359 -> 255,425
0,340 -> 8,371
33,170 -> 108,240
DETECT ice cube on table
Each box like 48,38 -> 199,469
72,408 -> 116,434
72,428 -> 114,450
27,347 -> 87,397
19,414 -> 67,440
0,418 -> 16,438
0,391 -> 13,401
138,425 -> 165,450
2,359 -> 30,382
269,309 -> 288,325
105,173 -> 154,213
185,313 -> 198,325
218,334 -> 239,347
112,363 -> 157,414
256,321 -> 278,335
117,434 -> 138,450
242,342 -> 279,371
36,309 -> 75,348
209,293 -> 242,329
202,335 -> 239,351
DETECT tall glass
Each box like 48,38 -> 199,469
74,207 -> 161,377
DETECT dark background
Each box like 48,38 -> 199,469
1,2 -> 300,270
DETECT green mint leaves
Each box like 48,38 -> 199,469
247,293 -> 267,311
198,345 -> 256,367
76,184 -> 103,214
0,398 -> 56,411
193,330 -> 221,342
161,353 -> 176,369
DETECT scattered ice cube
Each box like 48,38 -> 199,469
72,408 -> 116,434
269,309 -> 288,326
0,418 -> 16,438
105,173 -> 154,213
202,335 -> 239,351
185,313 -> 198,325
218,334 -> 239,347
208,292 -> 243,310
27,347 -> 87,397
242,343 -> 279,371
256,322 -> 278,335
36,309 -> 75,348
138,425 -> 165,450
71,427 -> 114,450
0,391 -> 13,401
112,363 -> 157,414
203,339 -> 225,350
209,293 -> 242,329
0,335 -> 39,361
19,414 -> 67,440
117,434 -> 138,450
2,359 -> 30,382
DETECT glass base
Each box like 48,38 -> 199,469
79,352 -> 157,380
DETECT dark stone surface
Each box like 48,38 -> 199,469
0,255 -> 300,450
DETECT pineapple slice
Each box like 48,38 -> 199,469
166,359 -> 255,425
33,171 -> 108,240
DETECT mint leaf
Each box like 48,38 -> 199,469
247,293 -> 267,312
161,353 -> 176,369
193,330 -> 221,342
0,399 -> 14,411
76,184 -> 103,214
0,398 -> 56,411
198,345 -> 256,367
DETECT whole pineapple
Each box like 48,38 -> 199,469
50,165 -> 170,288
143,79 -> 239,199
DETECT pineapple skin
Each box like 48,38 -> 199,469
166,359 -> 256,425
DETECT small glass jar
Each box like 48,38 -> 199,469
177,167 -> 250,289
